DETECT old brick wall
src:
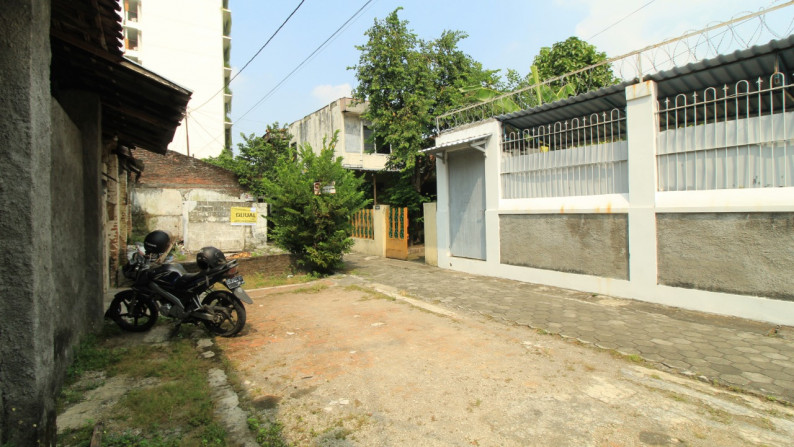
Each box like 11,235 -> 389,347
134,149 -> 245,195
181,253 -> 295,277
130,149 -> 267,253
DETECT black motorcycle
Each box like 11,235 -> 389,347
106,231 -> 253,337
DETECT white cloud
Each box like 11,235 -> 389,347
565,0 -> 788,79
570,0 -> 782,57
311,83 -> 353,105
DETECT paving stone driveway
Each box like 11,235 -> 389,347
341,253 -> 794,404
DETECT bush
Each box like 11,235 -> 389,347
263,132 -> 369,274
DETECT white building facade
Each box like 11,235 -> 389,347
120,0 -> 232,158
288,97 -> 390,172
427,38 -> 794,326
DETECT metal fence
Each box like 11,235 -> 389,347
437,3 -> 794,133
657,73 -> 794,191
501,109 -> 628,198
351,209 -> 374,239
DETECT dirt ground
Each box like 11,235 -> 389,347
216,281 -> 794,447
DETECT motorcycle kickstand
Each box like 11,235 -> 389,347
169,322 -> 182,338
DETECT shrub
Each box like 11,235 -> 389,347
263,132 -> 368,274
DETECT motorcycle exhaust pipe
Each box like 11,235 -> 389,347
148,282 -> 187,318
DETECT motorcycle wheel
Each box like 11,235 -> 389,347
201,290 -> 246,337
107,290 -> 159,332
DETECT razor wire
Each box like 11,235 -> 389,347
436,1 -> 794,133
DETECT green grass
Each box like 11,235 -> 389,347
65,330 -> 126,383
346,285 -> 395,301
57,326 -> 227,447
247,417 -> 289,447
243,272 -> 318,290
289,283 -> 328,294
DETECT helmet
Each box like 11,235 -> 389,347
143,230 -> 170,255
196,246 -> 226,271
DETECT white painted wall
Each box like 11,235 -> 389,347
288,98 -> 389,172
432,84 -> 794,325
132,188 -> 266,252
122,0 -> 227,159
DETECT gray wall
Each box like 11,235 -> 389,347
657,213 -> 794,300
0,2 -> 104,444
0,1 -> 57,444
500,214 -> 629,280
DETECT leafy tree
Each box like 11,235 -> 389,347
350,8 -> 498,195
204,123 -> 290,197
262,132 -> 368,274
530,36 -> 618,94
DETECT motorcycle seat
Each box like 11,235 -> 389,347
174,272 -> 207,288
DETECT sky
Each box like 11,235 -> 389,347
225,0 -> 791,149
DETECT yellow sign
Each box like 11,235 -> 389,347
230,207 -> 257,226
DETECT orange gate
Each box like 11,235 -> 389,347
385,207 -> 408,260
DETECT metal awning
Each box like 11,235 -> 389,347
422,134 -> 491,161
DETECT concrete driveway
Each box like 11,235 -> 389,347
216,278 -> 794,446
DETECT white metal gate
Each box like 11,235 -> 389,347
448,150 -> 486,260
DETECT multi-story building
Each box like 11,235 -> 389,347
288,97 -> 391,172
120,0 -> 232,158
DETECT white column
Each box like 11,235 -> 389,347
625,81 -> 659,289
435,155 -> 451,268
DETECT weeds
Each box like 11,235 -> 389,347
290,283 -> 328,294
346,285 -> 395,301
247,416 -> 289,447
57,325 -> 228,447
244,272 -> 318,290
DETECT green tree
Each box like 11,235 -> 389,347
204,123 -> 290,197
262,132 -> 368,274
350,8 -> 498,195
530,36 -> 618,94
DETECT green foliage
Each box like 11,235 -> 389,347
530,36 -> 618,94
263,132 -> 368,274
66,332 -> 125,383
247,417 -> 289,447
528,64 -> 577,104
351,8 -> 499,193
204,123 -> 291,197
458,85 -> 521,114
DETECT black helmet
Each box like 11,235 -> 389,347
143,230 -> 170,255
196,246 -> 226,270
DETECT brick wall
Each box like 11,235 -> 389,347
134,149 -> 245,195
181,253 -> 295,277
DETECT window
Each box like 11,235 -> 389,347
363,125 -> 375,153
363,124 -> 391,154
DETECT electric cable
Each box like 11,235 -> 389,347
190,0 -> 306,112
235,0 -> 375,124
587,0 -> 657,41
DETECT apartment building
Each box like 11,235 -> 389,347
121,0 -> 232,158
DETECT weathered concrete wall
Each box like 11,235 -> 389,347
423,202 -> 438,266
500,214 -> 629,280
288,98 -> 388,171
51,92 -> 105,364
132,188 -> 184,237
184,201 -> 267,252
657,213 -> 794,300
0,1 -> 57,444
131,150 -> 267,253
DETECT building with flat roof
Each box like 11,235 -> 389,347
120,0 -> 232,158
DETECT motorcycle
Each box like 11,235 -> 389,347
106,232 -> 253,337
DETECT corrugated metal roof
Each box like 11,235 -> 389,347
51,0 -> 192,154
497,35 -> 794,131
422,134 -> 491,155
